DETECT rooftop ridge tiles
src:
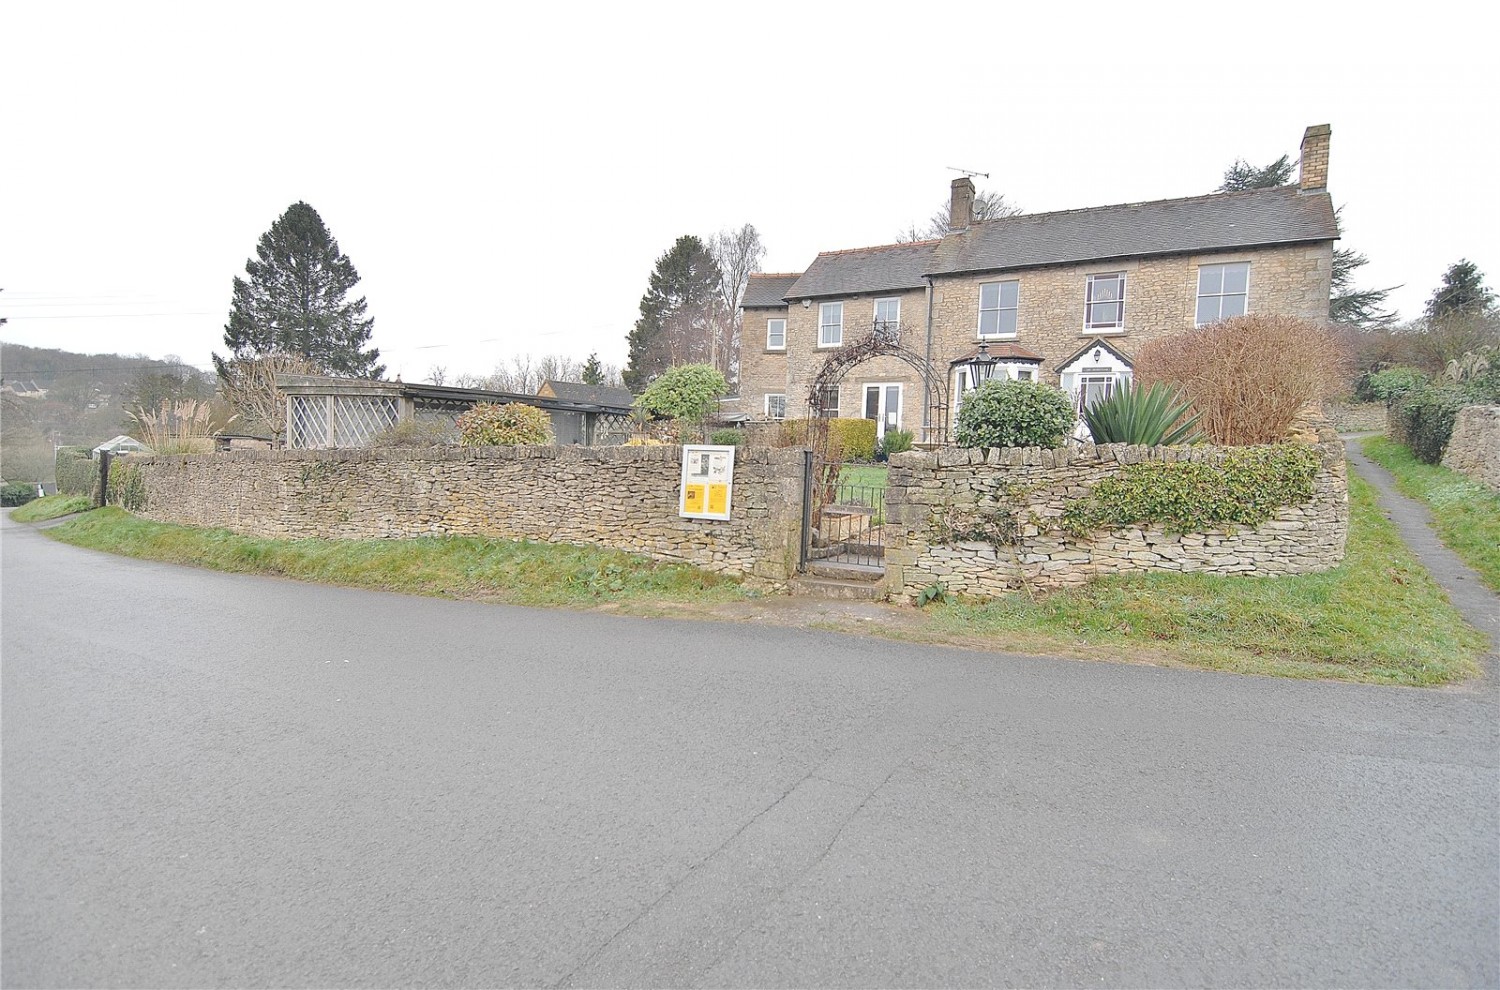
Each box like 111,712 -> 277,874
961,185 -> 1311,231
814,239 -> 941,258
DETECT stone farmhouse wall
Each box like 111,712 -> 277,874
882,433 -> 1348,601
123,445 -> 806,586
1441,405 -> 1500,492
746,243 -> 1332,436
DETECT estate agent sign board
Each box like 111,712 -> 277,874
679,444 -> 735,521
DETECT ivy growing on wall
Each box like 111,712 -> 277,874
1062,444 -> 1321,536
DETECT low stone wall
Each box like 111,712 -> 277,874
883,431 -> 1348,600
1323,400 -> 1387,434
122,445 -> 805,586
1441,405 -> 1500,492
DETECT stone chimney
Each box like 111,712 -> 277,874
1299,124 -> 1331,191
949,176 -> 975,230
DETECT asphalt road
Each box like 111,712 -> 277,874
2,511 -> 1496,988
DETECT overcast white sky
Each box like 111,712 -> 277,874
2,2 -> 1496,383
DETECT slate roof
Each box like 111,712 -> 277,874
784,240 -> 940,301
538,380 -> 634,407
741,273 -> 801,307
928,187 -> 1337,277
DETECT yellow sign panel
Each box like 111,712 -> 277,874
707,484 -> 728,515
683,484 -> 706,514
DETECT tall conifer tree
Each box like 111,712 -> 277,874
216,202 -> 383,379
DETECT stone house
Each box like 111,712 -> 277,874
735,124 -> 1339,443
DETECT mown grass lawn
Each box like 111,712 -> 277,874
838,463 -> 888,491
10,494 -> 95,523
1362,435 -> 1500,592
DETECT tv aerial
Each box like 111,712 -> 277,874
946,166 -> 990,179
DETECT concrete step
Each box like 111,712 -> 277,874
790,575 -> 886,601
806,560 -> 885,582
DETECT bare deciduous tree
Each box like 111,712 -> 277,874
216,352 -> 322,445
709,224 -> 766,385
897,191 -> 1024,242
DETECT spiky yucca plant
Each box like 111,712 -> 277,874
1081,381 -> 1202,446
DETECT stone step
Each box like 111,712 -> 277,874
805,560 -> 885,582
790,575 -> 886,601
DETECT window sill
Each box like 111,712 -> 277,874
816,343 -> 843,350
764,348 -> 786,354
1081,329 -> 1126,336
977,333 -> 1018,342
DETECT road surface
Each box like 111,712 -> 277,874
3,512 -> 1496,987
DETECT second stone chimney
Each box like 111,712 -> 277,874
949,176 -> 975,230
1299,124 -> 1331,191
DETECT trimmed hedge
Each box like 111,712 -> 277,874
828,418 -> 877,461
56,449 -> 98,496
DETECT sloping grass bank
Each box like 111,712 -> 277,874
917,472 -> 1485,685
43,509 -> 752,609
10,494 -> 95,522
1362,435 -> 1500,592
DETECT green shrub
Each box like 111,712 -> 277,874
369,418 -> 457,447
955,380 -> 1075,449
1,482 -> 39,507
1063,444 -> 1321,535
55,450 -> 99,496
1080,381 -> 1202,445
634,364 -> 728,424
879,428 -> 914,459
455,402 -> 553,446
709,428 -> 745,446
828,418 -> 877,461
1367,366 -> 1427,402
1389,373 -> 1500,464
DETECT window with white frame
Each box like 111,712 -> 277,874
818,301 -> 843,347
978,280 -> 1019,338
815,385 -> 840,418
874,297 -> 900,334
764,393 -> 786,420
1085,273 -> 1126,330
1196,262 -> 1249,325
766,318 -> 786,350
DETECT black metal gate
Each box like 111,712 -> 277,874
799,451 -> 886,570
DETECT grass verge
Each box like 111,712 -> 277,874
913,472 -> 1486,686
10,494 -> 95,522
1361,435 -> 1500,592
42,509 -> 753,609
34,469 -> 1486,685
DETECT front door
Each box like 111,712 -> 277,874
863,383 -> 902,440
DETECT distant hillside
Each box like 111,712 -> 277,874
0,341 -> 215,482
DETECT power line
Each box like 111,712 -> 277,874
1,312 -> 219,320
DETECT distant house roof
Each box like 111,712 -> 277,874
927,186 -> 1338,277
537,380 -> 634,407
785,241 -> 940,301
742,273 -> 802,307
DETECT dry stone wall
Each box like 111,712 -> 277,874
883,431 -> 1348,601
1441,405 -> 1500,492
125,445 -> 805,586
